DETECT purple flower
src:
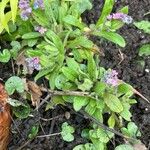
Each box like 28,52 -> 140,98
34,26 -> 47,34
19,0 -> 32,20
25,57 -> 41,73
107,13 -> 133,24
33,0 -> 44,10
103,70 -> 118,87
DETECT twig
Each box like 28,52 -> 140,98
36,132 -> 61,138
11,58 -> 15,75
36,94 -> 51,110
40,114 -> 64,121
119,80 -> 150,104
81,110 -> 137,141
41,87 -> 89,97
16,139 -> 32,150
66,105 -> 137,141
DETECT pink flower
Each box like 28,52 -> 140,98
103,70 -> 118,86
34,26 -> 47,34
107,13 -> 133,24
25,57 -> 41,73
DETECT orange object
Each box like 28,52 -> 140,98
0,83 -> 11,150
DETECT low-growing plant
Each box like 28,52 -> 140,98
0,0 -> 147,149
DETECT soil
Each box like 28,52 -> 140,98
0,0 -> 150,149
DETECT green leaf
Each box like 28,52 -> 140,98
66,57 -> 80,73
96,0 -> 114,27
108,114 -> 115,128
93,109 -> 103,122
78,78 -> 93,91
87,54 -> 97,81
68,36 -> 94,49
119,6 -> 129,14
11,41 -> 21,50
118,83 -> 133,95
13,103 -> 30,119
139,44 -> 150,56
104,94 -> 123,113
121,122 -> 141,138
46,30 -> 64,54
76,0 -> 92,14
35,68 -> 52,81
0,49 -> 11,63
22,32 -> 41,39
73,143 -> 95,150
73,96 -> 89,111
115,144 -> 134,150
62,67 -> 78,82
134,21 -> 150,34
7,98 -> 25,107
32,9 -> 49,27
10,0 -> 18,23
63,15 -> 85,29
93,31 -> 126,47
46,96 -> 65,110
5,76 -> 24,95
127,122 -> 141,137
61,122 -> 75,142
85,103 -> 96,115
120,103 -> 132,121
93,82 -> 106,96
27,39 -> 38,47
28,125 -> 39,139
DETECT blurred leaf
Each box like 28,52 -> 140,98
28,125 -> 39,139
127,122 -> 141,137
104,94 -> 123,113
139,44 -> 150,56
134,21 -> 150,34
10,0 -> 18,23
22,32 -> 41,39
87,54 -> 97,81
96,0 -> 114,27
13,103 -> 30,119
5,76 -> 24,95
108,114 -> 115,128
68,36 -> 94,49
115,144 -> 134,150
93,31 -> 126,47
0,49 -> 11,63
46,30 -> 64,54
7,98 -> 25,107
73,96 -> 89,111
78,78 -> 93,91
32,9 -> 49,26
94,82 -> 106,96
62,67 -> 78,82
61,122 -> 75,142
63,15 -> 85,29
120,103 -> 132,121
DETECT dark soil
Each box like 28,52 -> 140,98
0,0 -> 150,149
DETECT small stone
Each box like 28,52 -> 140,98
65,111 -> 71,120
145,69 -> 149,73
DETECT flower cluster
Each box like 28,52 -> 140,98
34,26 -> 47,34
103,70 -> 118,86
33,0 -> 44,10
25,57 -> 41,73
107,13 -> 133,24
19,0 -> 32,21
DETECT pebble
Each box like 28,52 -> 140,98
145,69 -> 149,73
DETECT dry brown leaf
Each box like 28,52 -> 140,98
27,81 -> 42,107
0,83 -> 11,150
